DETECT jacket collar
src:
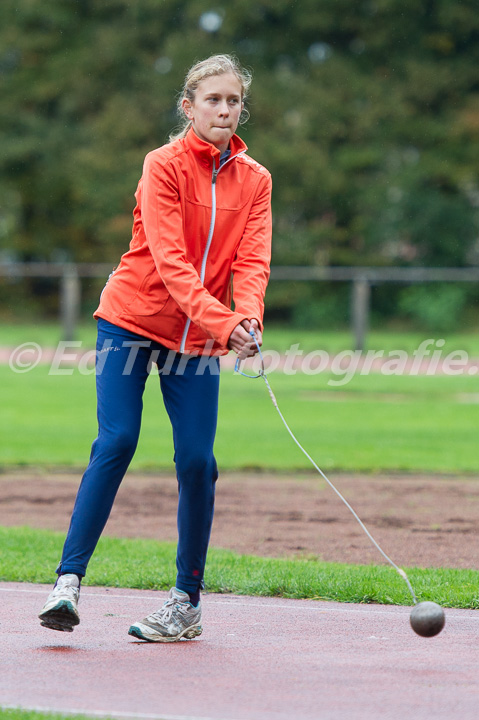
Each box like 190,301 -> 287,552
185,128 -> 247,168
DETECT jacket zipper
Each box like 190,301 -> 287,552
179,151 -> 245,354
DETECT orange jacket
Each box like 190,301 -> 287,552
95,129 -> 272,355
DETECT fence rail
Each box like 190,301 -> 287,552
270,266 -> 479,283
1,262 -> 478,350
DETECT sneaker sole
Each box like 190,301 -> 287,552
39,600 -> 80,632
128,623 -> 203,643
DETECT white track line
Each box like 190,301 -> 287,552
1,585 -> 478,619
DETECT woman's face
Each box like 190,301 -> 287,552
183,73 -> 244,153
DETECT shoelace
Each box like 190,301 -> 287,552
53,581 -> 79,599
148,597 -> 189,623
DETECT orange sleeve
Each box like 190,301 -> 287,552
141,153 -> 246,348
231,172 -> 272,330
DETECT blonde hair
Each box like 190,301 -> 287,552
169,54 -> 252,142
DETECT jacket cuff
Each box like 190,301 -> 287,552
233,307 -> 264,332
218,313 -> 250,350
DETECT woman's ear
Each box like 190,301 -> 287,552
182,97 -> 194,120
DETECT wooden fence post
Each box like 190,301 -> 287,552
60,264 -> 81,342
352,278 -> 370,352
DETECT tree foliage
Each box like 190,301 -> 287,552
1,0 -> 479,320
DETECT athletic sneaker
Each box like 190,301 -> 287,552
38,574 -> 80,632
128,587 -> 202,642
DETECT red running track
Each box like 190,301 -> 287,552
1,582 -> 478,720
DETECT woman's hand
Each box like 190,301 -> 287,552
228,319 -> 262,359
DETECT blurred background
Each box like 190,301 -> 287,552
1,2 -> 479,517
2,4 -> 479,620
1,0 -> 478,337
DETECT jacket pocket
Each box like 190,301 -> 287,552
120,269 -> 170,317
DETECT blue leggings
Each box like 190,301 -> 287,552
58,319 -> 220,594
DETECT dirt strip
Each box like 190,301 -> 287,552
1,469 -> 479,569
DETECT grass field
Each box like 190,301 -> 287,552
1,362 -> 478,472
2,320 -> 479,356
2,526 -> 478,609
0,712 -> 96,720
2,325 -> 478,615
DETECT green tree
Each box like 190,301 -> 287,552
1,0 -> 478,321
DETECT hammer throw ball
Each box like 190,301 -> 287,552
410,601 -> 445,637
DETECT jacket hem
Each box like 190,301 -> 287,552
93,310 -> 230,356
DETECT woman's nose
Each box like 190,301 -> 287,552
218,100 -> 229,116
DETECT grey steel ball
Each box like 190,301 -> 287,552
410,601 -> 445,637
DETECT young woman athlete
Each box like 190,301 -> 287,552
38,54 -> 272,642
